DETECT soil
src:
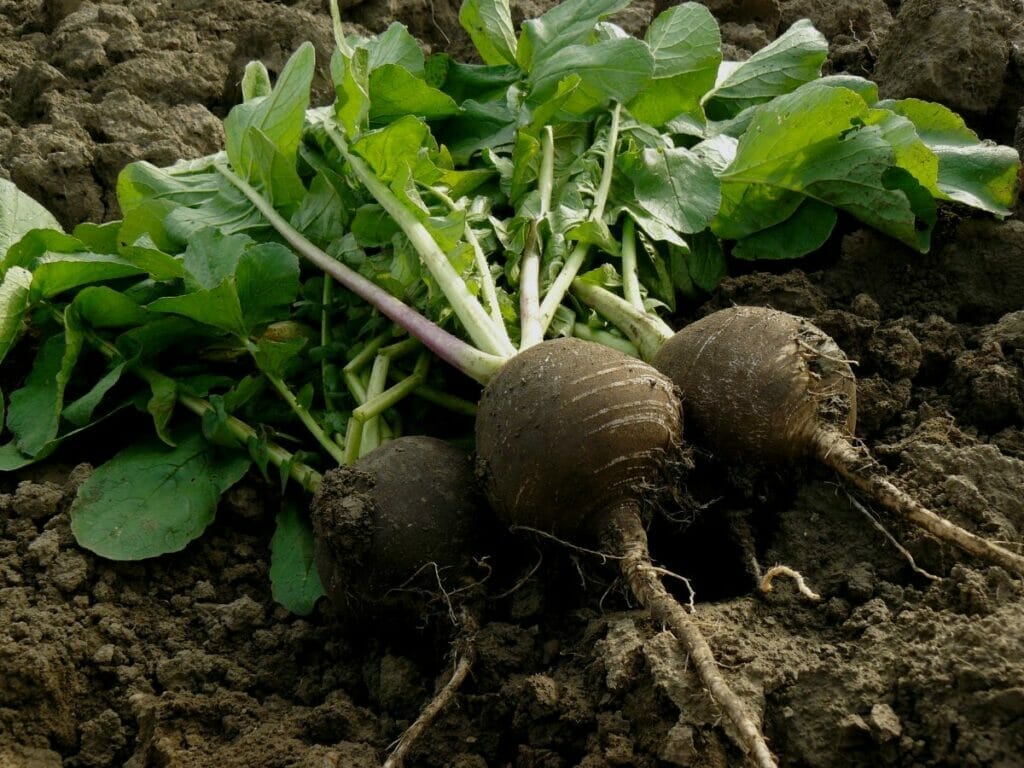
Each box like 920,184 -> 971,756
2,1 -> 1024,767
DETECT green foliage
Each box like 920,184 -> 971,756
270,500 -> 326,615
70,429 -> 251,560
0,0 -> 1019,614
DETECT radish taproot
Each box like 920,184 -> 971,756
651,306 -> 1024,577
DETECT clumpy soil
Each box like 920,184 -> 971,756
3,0 -> 1024,766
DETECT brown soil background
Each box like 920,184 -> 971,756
2,0 -> 1024,766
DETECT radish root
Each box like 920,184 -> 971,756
759,565 -> 821,601
814,431 -> 1024,577
382,611 -> 478,768
602,508 -> 779,768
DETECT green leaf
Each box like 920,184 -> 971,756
517,0 -> 631,71
245,127 -> 308,214
430,56 -> 520,104
881,98 -> 1021,216
181,229 -> 249,290
332,47 -> 371,138
235,243 -> 300,329
353,116 -> 432,182
72,286 -> 148,328
529,39 -> 654,116
686,230 -> 726,291
6,327 -> 83,457
252,336 -> 306,378
0,442 -> 38,472
70,429 -> 250,560
270,500 -> 325,615
224,42 -> 315,177
624,146 -> 720,235
628,3 -> 721,126
716,84 -> 935,251
365,21 -> 424,74
62,361 -> 128,427
731,198 -> 837,260
241,60 -> 273,101
368,65 -> 460,123
0,266 -> 32,365
704,19 -> 827,120
149,281 -> 245,336
459,0 -> 517,66
30,252 -> 147,299
290,172 -> 354,244
145,372 -> 178,446
0,178 -> 62,263
117,162 -> 268,251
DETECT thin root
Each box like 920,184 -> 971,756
845,492 -> 940,582
815,430 -> 1024,579
604,507 -> 779,768
382,611 -> 477,768
510,525 -> 624,562
759,565 -> 821,601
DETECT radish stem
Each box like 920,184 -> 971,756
620,218 -> 643,311
538,103 -> 622,331
215,158 -> 505,383
325,124 -> 516,359
571,279 -> 673,361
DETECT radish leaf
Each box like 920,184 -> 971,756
270,500 -> 325,616
704,19 -> 827,120
0,178 -> 62,262
628,3 -> 721,127
517,0 -> 630,71
716,84 -> 935,251
459,0 -> 517,66
0,266 -> 32,365
70,429 -> 250,560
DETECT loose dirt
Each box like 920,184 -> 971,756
2,1 -> 1023,766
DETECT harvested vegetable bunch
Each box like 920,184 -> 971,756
2,0 -> 1022,764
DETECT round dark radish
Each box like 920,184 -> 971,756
476,337 -> 779,768
311,435 -> 488,617
476,336 -> 684,537
652,305 -> 1024,577
653,305 -> 857,464
311,435 -> 488,768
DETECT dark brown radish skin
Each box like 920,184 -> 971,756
311,435 -> 487,616
653,306 -> 1024,577
652,305 -> 857,464
476,336 -> 683,537
476,337 -> 779,768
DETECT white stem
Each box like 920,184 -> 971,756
327,124 -> 516,359
621,217 -> 644,311
537,103 -> 623,332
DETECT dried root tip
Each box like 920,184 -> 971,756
602,507 -> 779,768
759,565 -> 821,602
815,430 -> 1024,579
382,611 -> 478,768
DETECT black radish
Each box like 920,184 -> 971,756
311,435 -> 488,616
652,306 -> 1024,577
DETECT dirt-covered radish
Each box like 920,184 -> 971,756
651,305 -> 1024,577
312,435 -> 487,615
311,435 -> 489,768
476,336 -> 779,768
